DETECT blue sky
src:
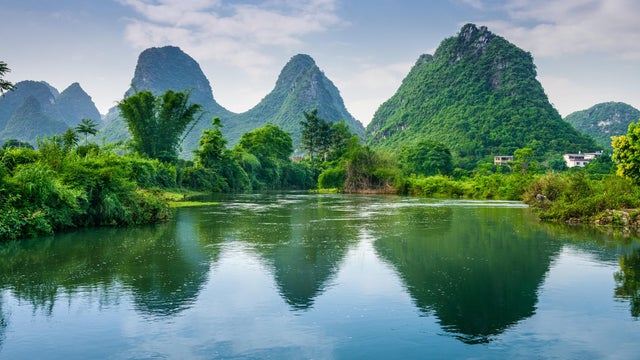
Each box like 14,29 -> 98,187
2,0 -> 639,125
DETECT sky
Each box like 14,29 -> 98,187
2,0 -> 639,126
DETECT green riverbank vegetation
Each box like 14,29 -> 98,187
2,80 -> 640,240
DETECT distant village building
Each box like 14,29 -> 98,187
563,151 -> 603,168
493,155 -> 513,166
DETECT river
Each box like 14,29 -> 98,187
0,193 -> 638,359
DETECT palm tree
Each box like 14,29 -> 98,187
75,118 -> 99,145
0,61 -> 15,94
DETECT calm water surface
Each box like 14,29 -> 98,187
0,193 -> 639,359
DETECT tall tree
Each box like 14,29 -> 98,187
194,117 -> 227,169
612,120 -> 640,184
300,109 -> 325,161
300,110 -> 352,162
118,90 -> 202,163
235,123 -> 293,189
75,118 -> 99,145
0,61 -> 14,94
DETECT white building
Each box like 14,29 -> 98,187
493,155 -> 513,166
563,151 -> 603,168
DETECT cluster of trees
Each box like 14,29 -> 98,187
3,55 -> 640,239
0,137 -> 173,240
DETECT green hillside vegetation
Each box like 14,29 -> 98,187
0,96 -> 68,143
236,54 -> 364,148
367,24 -> 597,168
565,102 -> 640,150
99,46 -> 233,158
98,48 -> 364,157
0,80 -> 101,146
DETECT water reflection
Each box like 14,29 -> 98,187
615,249 -> 640,318
205,193 -> 360,310
0,209 -> 212,318
373,204 -> 562,343
1,194 -> 639,357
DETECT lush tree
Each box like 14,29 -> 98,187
237,123 -> 293,162
300,110 -> 354,163
194,117 -> 227,169
235,124 -> 294,189
118,90 -> 203,163
0,61 -> 14,94
62,128 -> 79,152
612,120 -> 640,184
327,120 -> 353,161
547,154 -> 568,172
2,139 -> 34,150
299,109 -> 325,161
398,140 -> 453,176
585,150 -> 614,175
513,147 -> 536,173
187,117 -> 251,192
75,118 -> 99,145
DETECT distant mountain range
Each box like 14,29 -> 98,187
0,80 -> 100,144
5,24 -> 636,165
366,23 -> 597,166
100,46 -> 364,157
564,102 -> 640,150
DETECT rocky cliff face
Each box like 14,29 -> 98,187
99,46 -> 233,156
56,82 -> 102,127
564,102 -> 640,149
366,24 -> 597,166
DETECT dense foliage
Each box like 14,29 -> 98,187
0,136 -> 172,241
366,24 -> 597,168
565,102 -> 640,150
118,90 -> 203,163
184,119 -> 314,192
612,119 -> 640,184
0,61 -> 14,94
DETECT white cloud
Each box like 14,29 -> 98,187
333,61 -> 413,125
471,0 -> 640,59
119,0 -> 343,71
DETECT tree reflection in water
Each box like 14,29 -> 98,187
0,209 -> 212,319
615,248 -> 640,318
373,204 -> 562,344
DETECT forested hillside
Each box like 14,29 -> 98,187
98,47 -> 363,157
0,81 -> 99,144
366,24 -> 597,167
237,54 -> 364,147
565,102 -> 640,150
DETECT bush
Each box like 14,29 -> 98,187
318,166 -> 346,190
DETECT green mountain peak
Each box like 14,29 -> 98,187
565,102 -> 640,150
366,23 -> 597,167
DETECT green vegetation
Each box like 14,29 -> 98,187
0,61 -> 13,94
0,136 -> 172,240
75,118 -> 99,145
565,102 -> 640,150
2,46 -> 640,242
118,90 -> 203,163
366,24 -> 597,168
612,120 -> 640,184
